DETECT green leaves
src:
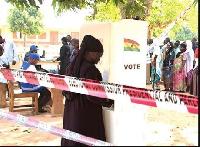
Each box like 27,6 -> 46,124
5,0 -> 42,10
7,7 -> 44,35
86,1 -> 121,22
5,0 -> 198,40
172,26 -> 198,41
147,0 -> 198,38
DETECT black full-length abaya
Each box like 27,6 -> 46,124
61,60 -> 110,146
61,35 -> 113,146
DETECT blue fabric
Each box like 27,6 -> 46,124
30,45 -> 38,50
20,62 -> 44,93
21,61 -> 30,69
29,53 -> 40,61
23,51 -> 30,62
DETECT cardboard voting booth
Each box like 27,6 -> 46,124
80,19 -> 148,145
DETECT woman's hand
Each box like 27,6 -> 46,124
105,99 -> 114,108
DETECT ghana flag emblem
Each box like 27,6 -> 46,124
124,38 -> 140,52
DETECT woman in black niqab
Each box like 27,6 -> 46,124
61,35 -> 113,146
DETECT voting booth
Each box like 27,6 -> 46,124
80,19 -> 148,145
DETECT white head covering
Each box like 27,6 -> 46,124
185,40 -> 194,73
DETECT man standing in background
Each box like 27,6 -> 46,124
191,38 -> 198,53
66,35 -> 73,56
161,37 -> 170,53
0,35 -> 18,65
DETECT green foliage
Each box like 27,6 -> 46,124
5,0 -> 198,40
85,0 -> 148,21
85,1 -> 121,22
146,0 -> 198,38
5,0 -> 43,10
7,7 -> 44,35
5,0 -> 125,15
121,0 -> 147,19
5,0 -> 198,17
172,26 -> 198,42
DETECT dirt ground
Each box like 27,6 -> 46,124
0,84 -> 198,146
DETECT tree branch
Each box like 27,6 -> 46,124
150,21 -> 173,29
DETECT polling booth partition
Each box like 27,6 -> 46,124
79,19 -> 148,145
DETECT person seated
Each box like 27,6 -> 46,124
24,45 -> 38,62
20,53 -> 51,113
22,45 -> 48,73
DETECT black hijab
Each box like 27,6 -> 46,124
63,35 -> 103,101
66,35 -> 103,77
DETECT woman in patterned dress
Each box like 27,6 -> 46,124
173,43 -> 187,92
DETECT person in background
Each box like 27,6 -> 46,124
193,42 -> 198,68
61,35 -> 114,146
173,43 -> 187,92
147,39 -> 154,83
0,35 -> 18,66
176,40 -> 181,50
188,43 -> 198,96
148,39 -> 154,58
66,35 -> 73,56
174,42 -> 180,58
69,38 -> 79,63
20,53 -> 51,113
191,38 -> 198,53
161,37 -> 170,53
151,43 -> 162,90
55,37 -> 70,75
162,42 -> 175,91
188,65 -> 198,96
24,45 -> 38,62
194,46 -> 198,59
146,39 -> 152,84
185,40 -> 195,90
0,45 -> 9,83
0,45 -> 10,101
0,45 -> 9,68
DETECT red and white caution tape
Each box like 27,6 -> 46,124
0,68 -> 198,114
150,3 -> 193,48
0,109 -> 112,146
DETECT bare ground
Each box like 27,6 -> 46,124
0,84 -> 198,146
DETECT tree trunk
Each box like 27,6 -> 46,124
146,0 -> 154,39
148,26 -> 153,39
23,34 -> 26,51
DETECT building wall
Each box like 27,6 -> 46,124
0,25 -> 80,48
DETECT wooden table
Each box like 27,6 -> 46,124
46,88 -> 64,117
0,82 -> 7,108
37,61 -> 60,72
37,61 -> 64,116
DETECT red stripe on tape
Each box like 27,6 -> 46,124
177,94 -> 198,114
187,106 -> 198,114
82,79 -> 108,99
123,86 -> 157,107
49,74 -> 69,91
23,71 -> 40,85
177,94 -> 198,107
1,68 -> 15,81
